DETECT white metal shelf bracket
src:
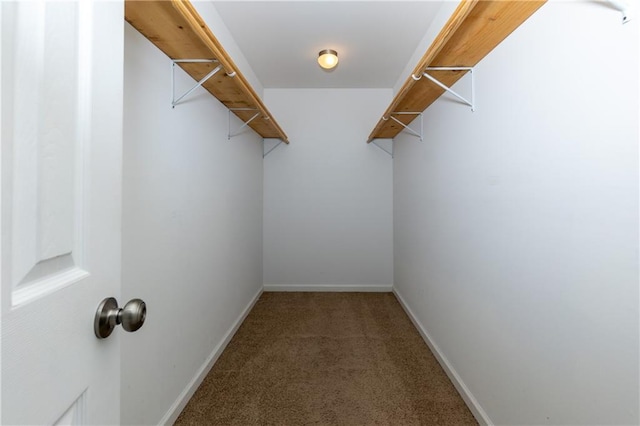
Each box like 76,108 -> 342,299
263,140 -> 283,158
371,140 -> 393,158
605,0 -> 632,23
228,108 -> 260,140
171,59 -> 221,108
384,112 -> 423,142
413,67 -> 475,112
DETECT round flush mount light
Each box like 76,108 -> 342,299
318,49 -> 339,70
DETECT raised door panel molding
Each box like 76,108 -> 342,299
3,1 -> 90,307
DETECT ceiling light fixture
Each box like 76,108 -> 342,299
318,49 -> 338,70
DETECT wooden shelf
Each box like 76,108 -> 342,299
367,0 -> 546,142
125,0 -> 288,142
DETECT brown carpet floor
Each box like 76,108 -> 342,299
175,292 -> 477,425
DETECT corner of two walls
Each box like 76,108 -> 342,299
191,1 -> 264,98
121,21 -> 263,425
393,2 -> 639,425
392,0 -> 462,96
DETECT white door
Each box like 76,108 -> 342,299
1,0 -> 124,424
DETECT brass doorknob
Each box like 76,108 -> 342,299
94,297 -> 146,339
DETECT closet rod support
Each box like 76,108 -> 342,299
263,140 -> 283,158
417,67 -> 475,112
605,0 -> 631,23
371,140 -> 393,158
389,112 -> 423,142
228,109 -> 260,140
171,60 -> 221,108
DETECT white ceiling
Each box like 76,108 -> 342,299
212,1 -> 444,89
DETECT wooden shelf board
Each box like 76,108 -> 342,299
368,0 -> 546,142
125,0 -> 288,142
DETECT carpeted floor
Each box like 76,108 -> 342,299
175,292 -> 477,425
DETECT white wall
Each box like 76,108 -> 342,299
122,23 -> 263,425
263,89 -> 393,291
393,2 -> 638,425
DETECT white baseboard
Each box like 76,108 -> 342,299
159,286 -> 263,426
263,284 -> 393,292
392,287 -> 493,426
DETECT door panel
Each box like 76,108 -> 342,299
8,0 -> 87,308
1,1 -> 124,424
